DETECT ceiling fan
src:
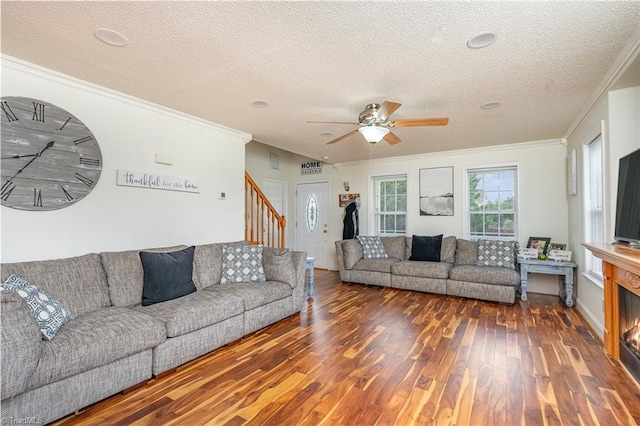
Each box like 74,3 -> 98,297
307,101 -> 449,145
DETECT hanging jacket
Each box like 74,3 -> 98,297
343,201 -> 359,239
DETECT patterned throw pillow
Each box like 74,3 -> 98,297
1,274 -> 75,340
476,240 -> 516,269
357,236 -> 388,259
220,245 -> 266,284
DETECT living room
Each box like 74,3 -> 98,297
2,2 -> 640,425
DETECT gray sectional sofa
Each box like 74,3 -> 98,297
1,241 -> 306,424
335,236 -> 521,304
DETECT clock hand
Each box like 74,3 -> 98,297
4,141 -> 55,183
1,153 -> 39,160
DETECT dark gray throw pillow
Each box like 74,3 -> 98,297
410,234 -> 443,262
140,246 -> 197,306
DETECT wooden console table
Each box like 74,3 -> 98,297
517,257 -> 577,306
583,243 -> 640,359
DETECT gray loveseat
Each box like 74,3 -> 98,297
335,236 -> 520,304
1,241 -> 306,424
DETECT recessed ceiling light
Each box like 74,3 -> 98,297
94,28 -> 128,47
322,156 -> 330,160
467,32 -> 496,49
320,132 -> 333,138
251,100 -> 269,108
481,101 -> 502,109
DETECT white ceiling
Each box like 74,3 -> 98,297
2,2 -> 639,164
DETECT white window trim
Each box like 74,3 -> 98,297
581,122 -> 607,283
462,162 -> 521,240
368,173 -> 408,236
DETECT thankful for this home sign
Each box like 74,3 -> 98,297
116,169 -> 200,193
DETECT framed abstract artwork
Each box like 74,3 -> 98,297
419,166 -> 454,216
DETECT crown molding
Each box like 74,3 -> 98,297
563,26 -> 640,141
1,55 -> 252,142
334,138 -> 564,168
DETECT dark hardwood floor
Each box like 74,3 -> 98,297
54,270 -> 640,425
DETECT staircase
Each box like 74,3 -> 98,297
244,172 -> 286,248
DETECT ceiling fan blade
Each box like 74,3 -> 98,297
388,117 -> 449,127
377,101 -> 402,122
384,132 -> 401,145
326,129 -> 359,145
307,120 -> 359,125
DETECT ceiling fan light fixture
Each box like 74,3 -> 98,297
467,32 -> 496,49
358,126 -> 389,144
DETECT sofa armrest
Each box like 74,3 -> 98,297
1,290 -> 41,400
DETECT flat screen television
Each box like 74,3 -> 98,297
614,147 -> 640,247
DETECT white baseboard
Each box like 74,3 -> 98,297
576,298 -> 604,339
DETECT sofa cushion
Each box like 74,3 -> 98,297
206,281 -> 293,311
404,235 -> 456,263
409,234 -> 443,262
342,240 -> 364,270
441,236 -> 457,264
476,240 -> 516,269
1,291 -> 42,400
391,261 -> 452,279
357,236 -> 388,259
454,239 -> 478,265
134,290 -> 244,337
353,258 -> 401,273
100,245 -> 188,308
1,253 -> 111,316
381,236 -> 406,260
448,265 -> 520,286
193,241 -> 248,289
24,307 -> 166,391
262,248 -> 297,289
220,245 -> 266,284
140,247 -> 197,306
2,274 -> 75,340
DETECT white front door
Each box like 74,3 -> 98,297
295,182 -> 329,268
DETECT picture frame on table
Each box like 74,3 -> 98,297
527,237 -> 551,258
548,242 -> 567,251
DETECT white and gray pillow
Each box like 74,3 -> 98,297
357,236 -> 388,259
1,274 -> 74,340
220,245 -> 266,284
476,240 -> 516,269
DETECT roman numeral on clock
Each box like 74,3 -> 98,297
1,181 -> 16,201
61,185 -> 74,201
79,157 -> 100,166
33,188 -> 43,207
32,102 -> 45,122
1,101 -> 18,122
74,136 -> 93,145
75,173 -> 94,187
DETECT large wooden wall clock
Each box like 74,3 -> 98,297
1,97 -> 102,211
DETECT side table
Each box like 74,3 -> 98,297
517,257 -> 577,307
305,257 -> 316,297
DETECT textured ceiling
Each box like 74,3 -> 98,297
2,1 -> 639,163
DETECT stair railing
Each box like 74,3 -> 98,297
244,172 -> 286,248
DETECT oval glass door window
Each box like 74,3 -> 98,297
306,193 -> 318,233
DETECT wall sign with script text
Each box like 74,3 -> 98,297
300,161 -> 322,175
116,169 -> 200,193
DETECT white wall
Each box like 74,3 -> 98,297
566,85 -> 640,336
1,57 -> 250,262
248,138 -> 570,295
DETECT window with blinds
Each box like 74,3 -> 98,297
466,166 -> 518,240
372,175 -> 407,236
584,135 -> 604,278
